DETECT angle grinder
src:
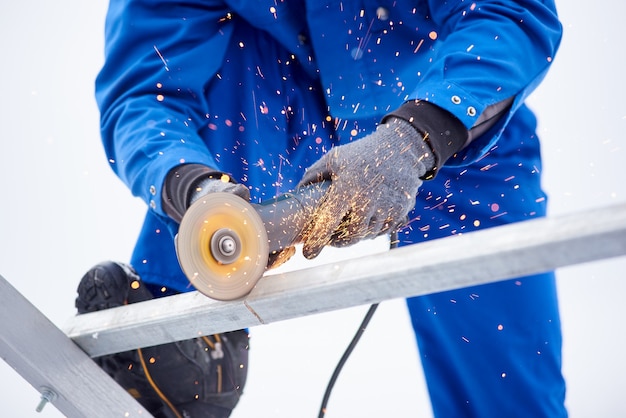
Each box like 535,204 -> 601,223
175,182 -> 329,300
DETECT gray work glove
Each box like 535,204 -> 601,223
297,117 -> 434,259
162,164 -> 250,223
189,176 -> 250,205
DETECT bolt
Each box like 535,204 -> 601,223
210,228 -> 241,264
36,387 -> 57,413
219,236 -> 236,256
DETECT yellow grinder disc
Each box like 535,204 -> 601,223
176,193 -> 269,300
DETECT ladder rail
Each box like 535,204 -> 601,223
64,203 -> 626,358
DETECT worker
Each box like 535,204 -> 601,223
75,1 -> 567,417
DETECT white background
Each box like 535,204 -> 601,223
1,1 -> 624,417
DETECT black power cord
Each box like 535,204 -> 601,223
317,231 -> 399,418
317,303 -> 379,418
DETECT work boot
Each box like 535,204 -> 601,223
75,261 -> 153,313
75,261 -> 249,418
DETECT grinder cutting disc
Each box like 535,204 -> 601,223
176,192 -> 269,300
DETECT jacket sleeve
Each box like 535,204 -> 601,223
96,0 -> 232,216
409,0 -> 562,165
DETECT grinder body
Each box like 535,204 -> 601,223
176,183 -> 329,300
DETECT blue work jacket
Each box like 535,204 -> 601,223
96,0 -> 562,291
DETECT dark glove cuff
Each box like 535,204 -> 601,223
162,164 -> 231,223
382,100 -> 468,178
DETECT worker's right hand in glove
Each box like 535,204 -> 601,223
162,164 -> 250,224
188,176 -> 250,206
297,117 -> 435,259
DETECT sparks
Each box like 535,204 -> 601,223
153,45 -> 169,71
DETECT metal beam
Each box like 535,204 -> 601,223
0,276 -> 150,417
65,203 -> 626,357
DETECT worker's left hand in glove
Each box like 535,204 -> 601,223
297,117 -> 435,259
